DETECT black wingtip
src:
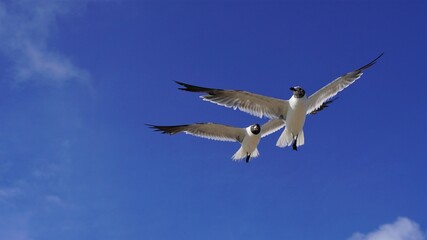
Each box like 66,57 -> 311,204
370,52 -> 384,65
174,81 -> 190,91
174,80 -> 186,87
146,124 -> 172,134
146,123 -> 192,135
358,52 -> 384,71
174,81 -> 221,93
146,124 -> 162,132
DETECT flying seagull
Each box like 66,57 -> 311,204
147,119 -> 285,162
175,53 -> 383,150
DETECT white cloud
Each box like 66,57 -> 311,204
0,0 -> 90,85
348,217 -> 426,240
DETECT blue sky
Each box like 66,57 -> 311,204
0,0 -> 426,239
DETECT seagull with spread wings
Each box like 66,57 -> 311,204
176,53 -> 383,150
147,119 -> 285,162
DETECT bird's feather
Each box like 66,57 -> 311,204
146,123 -> 246,142
176,81 -> 289,119
260,119 -> 286,137
309,97 -> 338,115
306,53 -> 383,114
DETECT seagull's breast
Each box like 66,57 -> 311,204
242,131 -> 261,154
286,97 -> 308,134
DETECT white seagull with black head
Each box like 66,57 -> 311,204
147,119 -> 285,162
176,53 -> 383,150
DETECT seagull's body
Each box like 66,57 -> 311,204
176,53 -> 383,150
281,91 -> 307,149
147,119 -> 285,162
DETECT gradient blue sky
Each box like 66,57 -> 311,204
0,0 -> 426,239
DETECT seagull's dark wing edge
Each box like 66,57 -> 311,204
307,53 -> 384,114
146,123 -> 245,142
175,81 -> 289,119
309,97 -> 338,115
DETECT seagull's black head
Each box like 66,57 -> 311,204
290,86 -> 306,98
250,124 -> 261,135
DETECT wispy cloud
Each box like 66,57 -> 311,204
0,213 -> 33,240
348,217 -> 425,240
0,0 -> 89,85
0,138 -> 74,239
44,194 -> 67,208
0,187 -> 21,200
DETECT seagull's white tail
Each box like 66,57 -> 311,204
276,129 -> 293,148
232,147 -> 259,161
276,129 -> 305,148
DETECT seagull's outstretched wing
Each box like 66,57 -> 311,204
306,53 -> 383,114
260,119 -> 286,138
147,123 -> 246,142
176,81 -> 289,119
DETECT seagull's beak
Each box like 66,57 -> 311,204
290,87 -> 296,91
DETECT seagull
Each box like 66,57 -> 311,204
146,119 -> 285,162
175,53 -> 383,151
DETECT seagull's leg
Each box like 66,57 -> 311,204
292,135 -> 298,151
246,154 -> 250,163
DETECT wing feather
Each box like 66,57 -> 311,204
176,81 -> 288,119
306,53 -> 383,114
147,123 -> 246,142
309,97 -> 337,115
260,119 -> 286,138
